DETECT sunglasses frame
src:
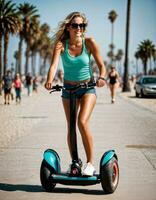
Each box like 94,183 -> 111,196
70,23 -> 87,29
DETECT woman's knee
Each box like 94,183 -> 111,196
78,117 -> 88,131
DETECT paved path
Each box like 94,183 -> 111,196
0,86 -> 156,200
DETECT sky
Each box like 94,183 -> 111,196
8,0 -> 156,75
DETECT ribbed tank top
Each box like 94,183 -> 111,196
61,38 -> 92,82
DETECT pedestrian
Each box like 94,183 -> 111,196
25,72 -> 33,96
2,69 -> 13,105
13,73 -> 22,104
45,12 -> 106,176
33,76 -> 39,93
108,65 -> 120,103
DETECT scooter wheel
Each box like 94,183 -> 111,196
100,157 -> 119,194
40,159 -> 56,192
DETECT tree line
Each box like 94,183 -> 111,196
0,0 -> 52,81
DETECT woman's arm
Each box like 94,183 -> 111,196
86,38 -> 106,87
45,42 -> 63,90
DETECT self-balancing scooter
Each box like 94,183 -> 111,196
40,82 -> 119,193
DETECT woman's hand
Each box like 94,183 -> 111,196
96,77 -> 106,87
45,81 -> 53,90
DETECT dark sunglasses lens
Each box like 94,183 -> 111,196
71,23 -> 86,29
71,23 -> 78,28
79,24 -> 86,28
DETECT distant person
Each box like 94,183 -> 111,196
33,76 -> 39,93
13,73 -> 22,104
25,72 -> 33,96
108,65 -> 120,103
2,70 -> 13,105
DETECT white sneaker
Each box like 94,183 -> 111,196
111,98 -> 115,103
82,162 -> 96,176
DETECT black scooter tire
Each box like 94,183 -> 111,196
40,159 -> 56,192
100,157 -> 119,194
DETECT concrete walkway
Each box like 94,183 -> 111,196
0,86 -> 156,200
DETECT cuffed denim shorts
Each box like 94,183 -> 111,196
61,83 -> 96,99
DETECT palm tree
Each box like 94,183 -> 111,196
28,16 -> 40,76
152,49 -> 156,69
0,0 -> 21,80
122,0 -> 131,92
107,50 -> 114,63
17,2 -> 39,75
37,23 -> 51,76
134,51 -> 139,75
14,50 -> 20,73
40,37 -> 52,76
108,10 -> 118,64
137,39 -> 155,75
116,49 -> 124,75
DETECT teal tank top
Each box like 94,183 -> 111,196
61,38 -> 92,82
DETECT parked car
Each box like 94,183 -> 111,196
134,75 -> 156,98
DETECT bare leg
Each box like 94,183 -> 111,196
78,94 -> 96,164
8,93 -> 11,104
109,84 -> 118,102
109,84 -> 114,99
4,93 -> 7,104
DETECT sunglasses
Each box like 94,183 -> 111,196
70,23 -> 86,29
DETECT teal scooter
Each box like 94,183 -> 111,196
40,82 -> 119,194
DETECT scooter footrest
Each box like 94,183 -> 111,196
51,173 -> 100,186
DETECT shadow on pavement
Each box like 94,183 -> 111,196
18,116 -> 48,119
52,187 -> 105,195
0,183 -> 43,192
128,96 -> 156,99
0,183 -> 106,195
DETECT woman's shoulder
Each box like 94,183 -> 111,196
84,37 -> 98,53
85,37 -> 96,46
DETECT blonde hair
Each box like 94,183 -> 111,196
51,12 -> 88,46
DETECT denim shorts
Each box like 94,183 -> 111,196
61,83 -> 96,99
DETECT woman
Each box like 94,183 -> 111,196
108,66 -> 120,103
2,70 -> 13,105
45,12 -> 106,176
14,73 -> 22,104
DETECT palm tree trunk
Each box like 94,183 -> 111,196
43,56 -> 47,77
3,32 -> 9,75
15,58 -> 18,74
34,53 -> 37,75
31,51 -> 35,76
122,0 -> 131,92
0,32 -> 3,82
111,23 -> 114,65
136,59 -> 138,75
0,32 -> 3,95
39,56 -> 42,76
149,56 -> 152,72
18,36 -> 23,75
25,43 -> 30,75
143,61 -> 147,75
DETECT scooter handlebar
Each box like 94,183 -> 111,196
50,82 -> 96,93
